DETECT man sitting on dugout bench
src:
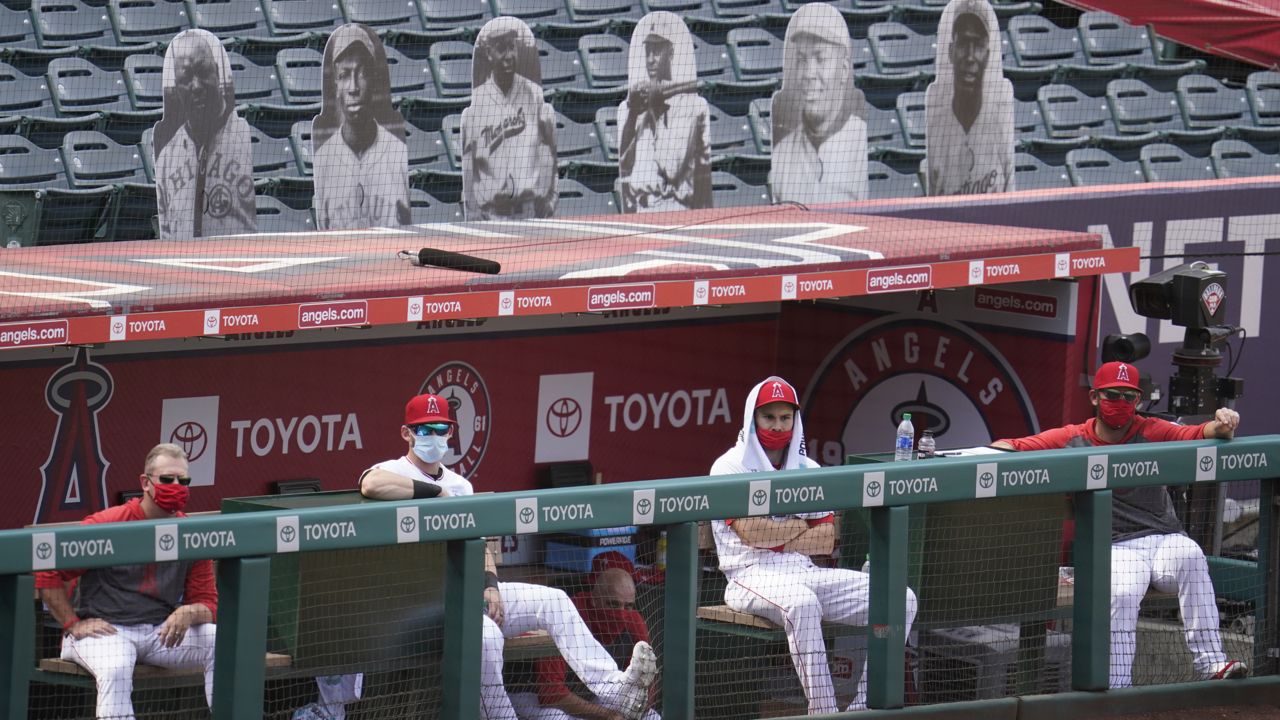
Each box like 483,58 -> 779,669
36,443 -> 217,720
359,392 -> 659,720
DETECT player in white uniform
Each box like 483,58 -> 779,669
312,23 -> 410,230
710,377 -> 918,715
463,17 -> 557,221
770,4 -> 868,204
360,393 -> 659,720
154,29 -> 255,239
924,0 -> 1014,196
618,12 -> 710,213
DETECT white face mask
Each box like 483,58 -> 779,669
412,434 -> 449,464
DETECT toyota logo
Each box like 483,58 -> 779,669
519,507 -> 535,524
501,296 -> 513,309
783,281 -> 795,294
36,542 -> 52,560
546,397 -> 582,438
280,526 -> 296,543
205,315 -> 217,329
409,302 -> 421,316
400,516 -> 416,534
1200,455 -> 1215,472
636,498 -> 652,515
979,472 -> 994,488
170,421 -> 208,462
159,534 -> 175,552
866,480 -> 882,498
112,321 -> 124,335
695,285 -> 707,299
751,489 -> 767,506
1090,463 -> 1105,481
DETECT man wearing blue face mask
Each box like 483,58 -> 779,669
359,393 -> 659,720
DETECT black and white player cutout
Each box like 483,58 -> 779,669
924,0 -> 1014,195
618,12 -> 711,213
312,23 -> 410,230
154,29 -> 254,239
771,3 -> 868,204
462,17 -> 557,221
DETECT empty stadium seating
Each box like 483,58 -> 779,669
1064,147 -> 1143,186
1138,142 -> 1214,183
1210,139 -> 1280,179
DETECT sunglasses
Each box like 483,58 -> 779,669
1099,388 -> 1141,403
150,474 -> 193,486
409,422 -> 452,437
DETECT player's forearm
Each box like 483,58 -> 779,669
784,523 -> 835,556
175,602 -> 214,626
484,544 -> 499,577
359,468 -> 448,500
731,516 -> 807,548
39,587 -> 77,628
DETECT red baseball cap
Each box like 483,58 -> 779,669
1093,362 -> 1140,391
755,376 -> 800,409
404,393 -> 455,425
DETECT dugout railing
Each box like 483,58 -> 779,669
1,436 -> 1278,720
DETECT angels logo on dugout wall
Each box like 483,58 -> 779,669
36,348 -> 114,524
420,361 -> 491,478
802,316 -> 1038,463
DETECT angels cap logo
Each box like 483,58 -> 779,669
37,348 -> 114,524
1116,363 -> 1131,382
771,382 -> 785,399
426,396 -> 440,415
421,361 -> 491,478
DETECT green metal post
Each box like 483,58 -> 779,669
212,556 -> 271,720
663,522 -> 698,720
1072,490 -> 1111,691
867,505 -> 908,709
441,537 -> 484,720
1258,477 -> 1276,676
0,574 -> 33,720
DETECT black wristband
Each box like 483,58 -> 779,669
484,571 -> 500,590
412,479 -> 443,499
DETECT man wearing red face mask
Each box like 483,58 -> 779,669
36,443 -> 217,719
710,377 -> 918,714
992,361 -> 1245,688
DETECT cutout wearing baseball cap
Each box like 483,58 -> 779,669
404,393 -> 455,425
754,376 -> 800,410
1093,362 -> 1141,391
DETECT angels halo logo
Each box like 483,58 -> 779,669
802,316 -> 1037,463
420,361 -> 491,478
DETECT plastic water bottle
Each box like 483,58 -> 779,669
894,413 -> 914,462
918,430 -> 936,460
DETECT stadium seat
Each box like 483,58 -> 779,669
31,0 -> 114,47
249,126 -> 299,176
46,57 -> 134,116
1176,74 -> 1251,131
1064,147 -> 1143,186
593,105 -> 618,160
567,0 -> 644,22
578,34 -> 630,89
1210,139 -> 1280,179
537,39 -> 585,89
1246,71 -> 1280,127
1077,10 -> 1203,87
263,0 -> 342,35
287,119 -> 314,175
710,170 -> 769,207
1003,64 -> 1056,102
1138,142 -> 1214,183
491,0 -> 570,24
707,104 -> 753,154
60,129 -> 146,187
341,0 -> 422,30
440,112 -> 462,170
415,0 -> 491,31
22,114 -> 102,150
1013,97 -> 1045,142
1037,82 -> 1118,139
138,124 -> 154,179
867,21 -> 935,76
548,112 -> 600,163
255,194 -> 315,232
228,51 -> 284,105
396,94 -> 469,132
0,61 -> 56,117
556,177 -> 617,216
747,97 -> 770,153
99,107 -> 161,145
184,0 -> 268,38
111,180 -> 158,240
384,45 -> 434,95
726,27 -> 783,82
122,53 -> 164,110
1007,14 -> 1083,68
1012,151 -> 1069,190
712,0 -> 781,17
403,122 -> 449,169
693,37 -> 732,81
1105,78 -> 1184,135
107,0 -> 189,45
864,104 -> 903,149
408,186 -> 462,223
0,135 -> 65,188
0,3 -> 39,48
22,185 -> 117,245
866,159 -> 922,199
895,90 -> 926,149
275,48 -> 325,105
427,41 -> 474,97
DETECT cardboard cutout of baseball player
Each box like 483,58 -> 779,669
462,17 -> 558,221
312,23 -> 411,229
618,12 -> 711,213
771,3 -> 868,204
154,29 -> 255,239
924,0 -> 1015,195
